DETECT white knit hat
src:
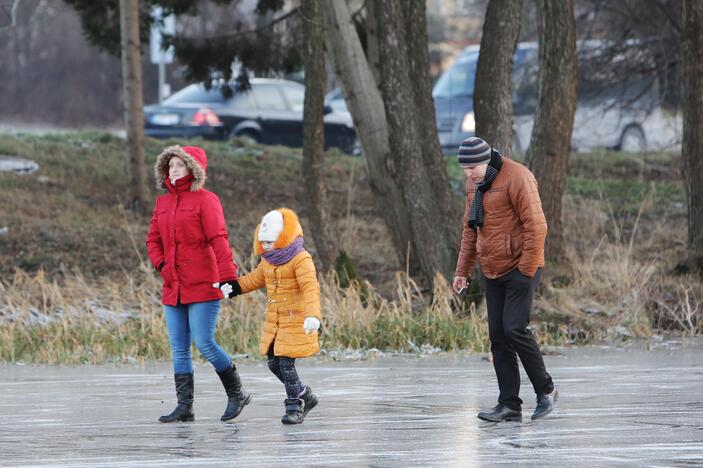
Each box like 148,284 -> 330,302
258,210 -> 284,242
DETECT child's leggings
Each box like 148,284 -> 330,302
267,344 -> 305,399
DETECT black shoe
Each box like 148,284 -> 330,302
477,404 -> 522,422
532,389 -> 558,420
281,386 -> 318,425
217,365 -> 251,422
159,373 -> 195,423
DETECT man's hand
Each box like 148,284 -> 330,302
453,276 -> 468,294
213,280 -> 241,298
303,317 -> 320,334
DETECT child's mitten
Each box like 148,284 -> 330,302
303,317 -> 320,334
213,280 -> 241,298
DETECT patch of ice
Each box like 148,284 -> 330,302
0,155 -> 39,174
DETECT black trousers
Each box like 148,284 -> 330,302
484,267 -> 554,410
267,344 -> 305,400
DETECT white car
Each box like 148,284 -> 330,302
434,42 -> 682,155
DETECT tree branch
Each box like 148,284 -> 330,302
186,1 -> 367,42
0,0 -> 21,33
189,7 -> 299,40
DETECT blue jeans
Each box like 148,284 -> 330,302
164,300 -> 231,374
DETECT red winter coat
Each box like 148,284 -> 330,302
146,145 -> 238,305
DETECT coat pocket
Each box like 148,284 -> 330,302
509,231 -> 523,259
175,206 -> 202,244
178,256 -> 218,286
157,207 -> 169,234
278,308 -> 304,329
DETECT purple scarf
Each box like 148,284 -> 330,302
262,237 -> 305,265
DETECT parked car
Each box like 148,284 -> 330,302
433,42 -> 681,154
324,87 -> 350,115
144,78 -> 358,154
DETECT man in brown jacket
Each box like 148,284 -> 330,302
453,137 -> 557,422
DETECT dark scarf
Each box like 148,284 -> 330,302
468,149 -> 503,230
262,237 -> 305,266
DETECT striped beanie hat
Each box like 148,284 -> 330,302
457,137 -> 491,167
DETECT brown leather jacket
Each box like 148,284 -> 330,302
455,158 -> 547,279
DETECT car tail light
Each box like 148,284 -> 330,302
191,108 -> 222,126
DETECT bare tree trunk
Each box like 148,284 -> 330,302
525,0 -> 577,262
401,0 -> 457,216
323,0 -> 419,274
473,0 -> 522,154
300,0 -> 337,272
119,0 -> 149,212
375,0 -> 460,283
682,0 -> 703,272
365,0 -> 381,86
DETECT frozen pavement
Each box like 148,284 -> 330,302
1,343 -> 702,467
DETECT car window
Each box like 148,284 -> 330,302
163,84 -> 228,104
512,49 -> 539,114
432,51 -> 479,98
326,88 -> 342,101
228,89 -> 257,110
252,84 -> 288,111
281,85 -> 305,112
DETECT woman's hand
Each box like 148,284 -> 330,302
159,262 -> 174,288
303,317 -> 320,334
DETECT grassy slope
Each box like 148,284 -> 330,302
0,132 -> 393,282
1,133 -> 685,279
0,132 -> 698,363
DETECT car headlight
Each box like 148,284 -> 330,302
461,112 -> 476,133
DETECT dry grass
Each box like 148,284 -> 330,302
0,266 -> 497,364
542,187 -> 702,341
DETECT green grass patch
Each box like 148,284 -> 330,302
567,178 -> 684,216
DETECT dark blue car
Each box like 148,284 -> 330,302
145,78 -> 358,154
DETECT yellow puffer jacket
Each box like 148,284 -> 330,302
237,208 -> 321,358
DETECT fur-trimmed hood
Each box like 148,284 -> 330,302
253,208 -> 304,255
154,145 -> 208,191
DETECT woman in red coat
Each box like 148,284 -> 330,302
146,145 -> 250,423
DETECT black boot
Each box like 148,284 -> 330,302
477,404 -> 522,422
159,373 -> 194,423
281,386 -> 318,425
217,365 -> 251,422
532,389 -> 558,420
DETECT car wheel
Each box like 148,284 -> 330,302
231,130 -> 259,146
619,125 -> 646,153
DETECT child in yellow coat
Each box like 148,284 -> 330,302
218,208 -> 321,424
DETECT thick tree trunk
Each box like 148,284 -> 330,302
682,0 -> 703,271
473,0 -> 522,154
401,0 -> 457,216
119,0 -> 149,212
323,0 -> 419,274
365,0 -> 381,86
300,0 -> 337,273
524,0 -> 577,262
374,0 -> 460,284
